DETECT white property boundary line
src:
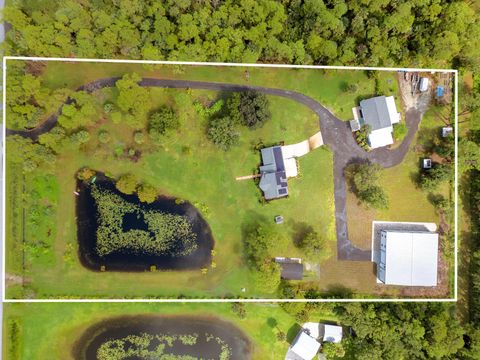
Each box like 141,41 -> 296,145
2,56 -> 458,303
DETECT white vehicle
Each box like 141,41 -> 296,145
419,77 -> 429,92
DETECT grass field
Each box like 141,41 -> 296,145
345,105 -> 454,296
6,61 -> 341,299
1,302 -> 339,360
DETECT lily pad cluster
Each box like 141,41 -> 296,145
91,186 -> 197,257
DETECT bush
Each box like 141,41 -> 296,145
148,106 -> 179,139
231,302 -> 247,319
133,131 -> 144,144
393,122 -> 407,142
116,173 -> 138,194
419,164 -> 451,191
207,116 -> 240,150
98,130 -> 111,144
103,102 -> 114,113
137,183 -> 157,203
77,167 -> 95,181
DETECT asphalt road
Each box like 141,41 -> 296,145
6,77 -> 423,261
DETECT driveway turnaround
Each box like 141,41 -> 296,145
6,77 -> 422,261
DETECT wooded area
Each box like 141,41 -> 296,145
2,0 -> 480,359
2,0 -> 479,69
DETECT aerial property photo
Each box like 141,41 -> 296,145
3,58 -> 457,299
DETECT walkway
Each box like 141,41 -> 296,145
6,77 -> 423,261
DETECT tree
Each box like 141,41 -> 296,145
137,183 -> 157,204
207,116 -> 240,150
148,106 -> 180,139
322,342 -> 346,359
296,229 -> 330,262
116,173 -> 138,195
419,164 -> 451,191
335,303 -> 465,360
115,73 -> 151,128
58,91 -> 98,129
238,91 -> 271,129
345,162 -> 389,209
244,223 -> 289,269
6,135 -> 56,173
70,130 -> 90,145
231,302 -> 247,319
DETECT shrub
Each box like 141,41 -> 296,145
98,130 -> 111,144
103,102 -> 114,113
207,116 -> 240,150
231,302 -> 247,319
133,131 -> 144,144
116,173 -> 138,194
77,167 -> 95,181
393,122 -> 407,142
137,183 -> 157,204
419,164 -> 451,191
148,106 -> 179,139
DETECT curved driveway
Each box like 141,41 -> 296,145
6,78 -> 422,261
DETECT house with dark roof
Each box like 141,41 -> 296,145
259,146 -> 289,200
350,95 -> 401,149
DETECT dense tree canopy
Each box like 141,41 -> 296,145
335,303 -> 465,360
5,1 -> 478,69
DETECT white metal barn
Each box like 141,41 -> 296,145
377,230 -> 438,286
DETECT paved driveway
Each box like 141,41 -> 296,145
6,77 -> 423,261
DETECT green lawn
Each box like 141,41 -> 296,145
345,105 -> 454,297
1,302 -> 339,360
6,60 -> 452,299
6,61 -> 341,299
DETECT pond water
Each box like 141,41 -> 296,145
76,176 -> 214,271
73,315 -> 252,360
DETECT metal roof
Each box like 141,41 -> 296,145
279,262 -> 303,280
379,231 -> 438,286
359,96 -> 393,131
259,146 -> 288,200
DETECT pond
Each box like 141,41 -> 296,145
73,315 -> 252,360
76,176 -> 214,271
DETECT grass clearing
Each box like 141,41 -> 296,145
1,302 -> 339,360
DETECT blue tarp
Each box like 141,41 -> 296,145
437,86 -> 444,97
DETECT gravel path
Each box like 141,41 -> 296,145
6,77 -> 423,261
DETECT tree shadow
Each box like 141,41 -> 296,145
322,284 -> 354,299
290,221 -> 313,247
286,323 -> 302,344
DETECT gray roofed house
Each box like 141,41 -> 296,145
356,95 -> 401,149
359,96 -> 393,131
259,146 -> 289,200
